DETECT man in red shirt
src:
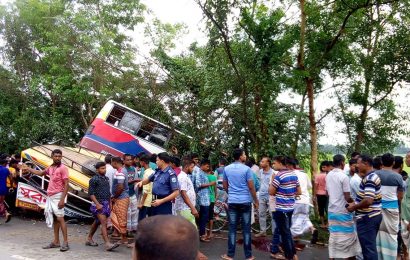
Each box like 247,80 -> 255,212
23,149 -> 70,252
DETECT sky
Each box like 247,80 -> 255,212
1,0 -> 409,147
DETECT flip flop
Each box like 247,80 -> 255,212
42,243 -> 60,249
60,243 -> 70,252
85,240 -> 98,247
221,254 -> 233,260
246,257 -> 256,260
200,236 -> 210,242
5,213 -> 11,223
106,243 -> 119,251
270,253 -> 286,259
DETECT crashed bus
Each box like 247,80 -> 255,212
17,100 -> 188,219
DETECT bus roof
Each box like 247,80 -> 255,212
107,100 -> 192,139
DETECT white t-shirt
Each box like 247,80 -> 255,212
105,164 -> 116,192
295,170 -> 312,206
326,168 -> 351,214
175,171 -> 196,212
350,173 -> 362,201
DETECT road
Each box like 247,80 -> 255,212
0,217 -> 328,260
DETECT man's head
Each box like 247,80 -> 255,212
332,154 -> 345,169
272,155 -> 287,171
191,153 -> 200,166
320,160 -> 331,173
133,215 -> 199,260
259,156 -> 271,169
233,148 -> 246,163
393,156 -> 404,173
9,159 -> 19,168
373,156 -> 382,170
285,157 -> 296,170
181,157 -> 195,174
200,158 -> 211,172
0,158 -> 7,166
351,152 -> 361,160
156,152 -> 171,170
104,154 -> 113,165
51,149 -> 63,166
95,162 -> 106,175
405,151 -> 410,168
139,154 -> 151,169
357,155 -> 374,177
219,158 -> 227,167
170,156 -> 181,169
111,156 -> 123,169
123,154 -> 133,167
381,153 -> 395,168
349,159 -> 357,174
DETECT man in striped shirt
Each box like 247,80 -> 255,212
269,156 -> 301,260
347,155 -> 382,260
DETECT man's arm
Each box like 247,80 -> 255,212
247,179 -> 259,209
398,189 -> 404,213
269,184 -> 277,196
344,192 -> 353,203
223,179 -> 228,192
199,181 -> 216,189
137,177 -> 151,188
152,190 -> 179,207
296,186 -> 302,196
139,192 -> 148,209
181,190 -> 199,218
113,183 -> 125,199
22,165 -> 46,176
347,197 -> 374,212
58,178 -> 69,209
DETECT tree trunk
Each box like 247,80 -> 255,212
291,91 -> 306,158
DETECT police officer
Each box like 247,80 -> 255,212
137,152 -> 179,215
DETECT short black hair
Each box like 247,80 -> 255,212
181,157 -> 194,168
190,153 -> 199,160
332,154 -> 345,167
95,161 -> 106,169
104,154 -> 113,164
51,149 -> 62,156
150,153 -> 157,163
261,156 -> 271,165
393,156 -> 404,170
200,158 -> 211,166
136,152 -> 146,159
373,156 -> 382,170
381,153 -> 395,167
351,152 -> 361,158
9,159 -> 19,165
123,153 -> 133,160
140,154 -> 151,164
219,158 -> 227,165
272,155 -> 287,165
320,160 -> 331,171
157,152 -> 171,163
111,156 -> 123,164
359,154 -> 373,167
248,157 -> 256,165
171,157 -> 181,167
233,148 -> 245,160
349,159 -> 357,166
286,157 -> 296,167
0,158 -> 7,165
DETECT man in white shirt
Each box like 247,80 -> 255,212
255,157 -> 274,237
104,154 -> 116,192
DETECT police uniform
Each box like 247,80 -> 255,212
149,166 -> 179,215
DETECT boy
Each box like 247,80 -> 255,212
86,162 -> 118,251
207,166 -> 217,239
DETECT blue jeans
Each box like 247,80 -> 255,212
199,205 -> 210,236
227,203 -> 252,258
274,211 -> 296,259
356,214 -> 382,260
270,213 -> 281,254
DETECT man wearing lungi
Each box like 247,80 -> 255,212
23,149 -> 70,252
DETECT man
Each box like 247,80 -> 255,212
347,155 -> 382,260
86,162 -> 118,251
137,152 -> 179,216
132,215 -> 199,260
326,154 -> 360,260
400,151 -> 410,259
0,157 -> 11,223
374,153 -> 404,260
206,165 -> 217,239
349,159 -> 362,201
345,152 -> 361,175
221,148 -> 258,260
170,156 -> 181,176
269,156 -> 301,260
174,157 -> 198,226
288,158 -> 318,244
123,154 -> 139,233
138,155 -> 154,221
255,156 -> 274,237
110,156 -> 130,245
315,161 -> 330,228
6,159 -> 18,215
104,154 -> 115,192
214,158 -> 227,186
194,159 -> 213,242
190,153 -> 201,184
22,149 -> 70,251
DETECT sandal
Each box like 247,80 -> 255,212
85,240 -> 98,247
221,254 -> 233,260
60,243 -> 70,252
42,242 -> 60,249
200,236 -> 210,242
246,257 -> 256,260
5,213 -> 11,223
106,243 -> 119,251
270,253 -> 286,259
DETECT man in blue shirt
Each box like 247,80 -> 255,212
137,152 -> 179,216
221,148 -> 258,260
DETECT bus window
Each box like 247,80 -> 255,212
137,120 -> 155,139
149,126 -> 171,147
106,105 -> 125,125
106,105 -> 142,135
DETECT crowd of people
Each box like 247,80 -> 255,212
1,148 -> 410,260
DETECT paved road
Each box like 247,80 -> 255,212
0,217 -> 328,259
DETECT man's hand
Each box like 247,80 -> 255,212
253,200 -> 259,210
95,203 -> 103,211
138,203 -> 143,209
346,202 -> 355,212
58,200 -> 65,209
210,181 -> 216,186
191,208 -> 199,218
137,181 -> 143,188
151,199 -> 163,207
